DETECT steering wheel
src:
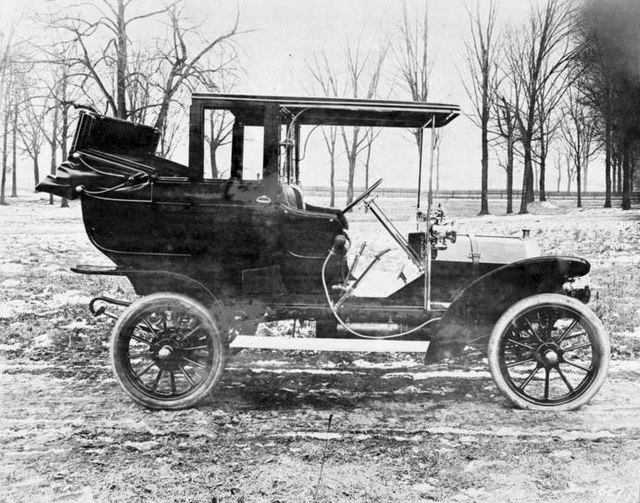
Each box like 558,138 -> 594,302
342,178 -> 383,214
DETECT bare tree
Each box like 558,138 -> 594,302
323,127 -> 339,206
576,0 -> 640,209
49,0 -> 173,119
308,39 -> 388,205
494,93 -> 519,214
492,33 -> 524,216
553,153 -> 562,191
48,0 -> 241,137
560,87 -> 597,207
340,40 -> 388,204
307,51 -> 340,205
203,75 -> 236,178
393,1 -> 434,198
462,0 -> 500,215
10,89 -> 19,198
38,47 -> 78,207
150,6 -> 240,135
361,127 -> 382,189
205,109 -> 233,178
1,86 -> 11,205
17,83 -> 47,189
532,69 -> 571,202
0,27 -> 17,205
506,0 -> 576,213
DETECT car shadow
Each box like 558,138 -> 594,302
207,363 -> 493,411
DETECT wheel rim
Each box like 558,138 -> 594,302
120,304 -> 216,401
498,303 -> 601,407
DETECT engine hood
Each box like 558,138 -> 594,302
434,233 -> 539,265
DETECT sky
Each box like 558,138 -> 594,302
1,0 -> 600,192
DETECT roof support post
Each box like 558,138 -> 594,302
294,122 -> 301,185
231,120 -> 244,179
263,102 -> 281,191
188,101 -> 205,180
422,116 -> 437,312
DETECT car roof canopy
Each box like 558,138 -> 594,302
191,93 -> 460,128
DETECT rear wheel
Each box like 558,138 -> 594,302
110,293 -> 227,410
488,294 -> 609,411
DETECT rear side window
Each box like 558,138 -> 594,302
203,109 -> 263,181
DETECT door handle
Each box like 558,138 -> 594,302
256,195 -> 271,204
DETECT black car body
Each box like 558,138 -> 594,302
37,94 -> 609,411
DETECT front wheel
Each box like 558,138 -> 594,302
110,293 -> 227,410
488,293 -> 609,411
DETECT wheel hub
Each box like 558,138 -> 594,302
536,342 -> 563,368
158,345 -> 173,360
151,337 -> 183,370
543,349 -> 559,366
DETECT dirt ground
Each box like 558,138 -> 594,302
2,195 -> 640,503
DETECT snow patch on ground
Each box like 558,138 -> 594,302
609,360 -> 640,372
0,300 -> 31,319
0,263 -> 25,275
1,278 -> 21,288
351,359 -> 421,369
383,369 -> 491,380
51,290 -> 91,306
280,431 -> 342,440
240,368 -> 358,376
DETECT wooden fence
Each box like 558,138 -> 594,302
303,186 -> 640,205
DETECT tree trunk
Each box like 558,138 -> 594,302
436,142 -> 440,192
617,155 -> 622,193
520,143 -> 534,213
604,121 -> 611,208
479,104 -> 489,215
329,152 -> 335,207
116,0 -> 128,118
583,163 -> 588,193
622,133 -> 633,210
364,137 -> 372,190
59,81 -> 70,208
49,108 -> 59,205
506,136 -> 514,214
576,164 -> 582,208
1,106 -> 8,205
209,141 -> 219,178
622,141 -> 631,210
346,150 -> 356,205
11,102 -> 17,197
344,127 -> 360,206
539,159 -> 546,202
630,149 -> 635,194
538,122 -> 546,202
49,144 -> 56,205
33,157 -> 40,191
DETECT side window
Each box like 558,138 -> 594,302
203,109 -> 264,181
242,126 -> 264,181
203,109 -> 233,179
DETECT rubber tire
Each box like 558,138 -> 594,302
110,293 -> 227,410
488,293 -> 609,412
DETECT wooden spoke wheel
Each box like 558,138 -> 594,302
488,294 -> 609,411
110,293 -> 227,410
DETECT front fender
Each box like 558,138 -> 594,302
425,256 -> 590,363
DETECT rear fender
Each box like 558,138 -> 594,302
425,256 -> 590,363
72,264 -> 223,313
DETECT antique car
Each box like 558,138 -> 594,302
37,94 -> 609,411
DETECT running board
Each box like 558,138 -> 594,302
230,335 -> 429,353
